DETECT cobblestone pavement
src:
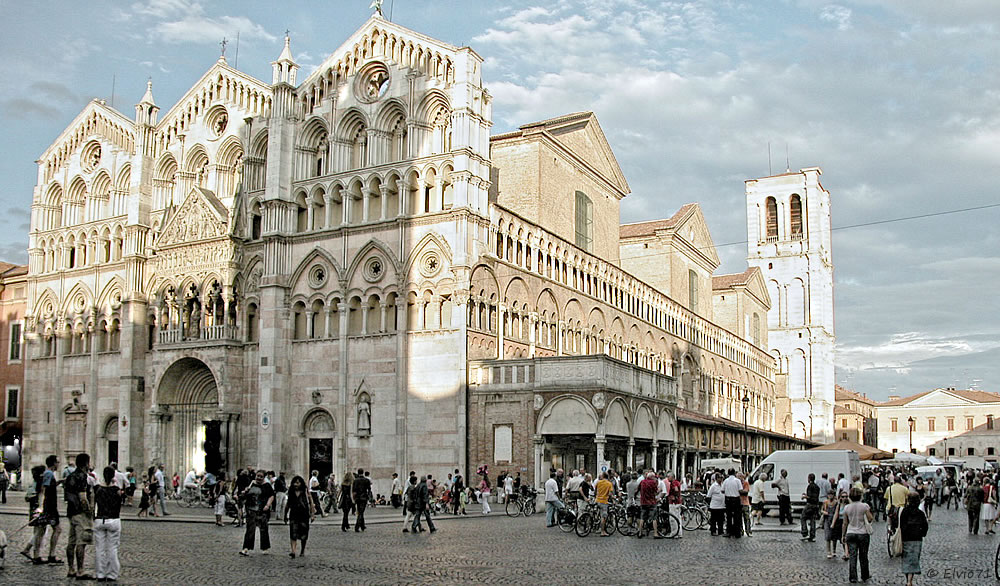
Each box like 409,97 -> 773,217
0,501 -> 996,585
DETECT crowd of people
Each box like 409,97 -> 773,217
8,454 -> 1000,583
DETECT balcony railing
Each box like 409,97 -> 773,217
157,325 -> 239,345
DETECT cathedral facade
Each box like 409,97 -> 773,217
22,15 -> 810,493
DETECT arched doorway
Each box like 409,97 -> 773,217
102,417 -> 119,467
303,409 -> 336,487
156,358 -> 225,478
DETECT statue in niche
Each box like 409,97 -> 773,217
357,394 -> 371,436
232,153 -> 243,195
190,305 -> 201,338
196,161 -> 209,187
214,112 -> 228,136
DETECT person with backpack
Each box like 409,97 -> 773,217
402,475 -> 419,532
18,465 -> 47,561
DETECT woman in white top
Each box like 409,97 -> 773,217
706,473 -> 726,537
841,487 -> 874,583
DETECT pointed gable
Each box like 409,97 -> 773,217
525,112 -> 629,197
156,187 -> 230,248
38,100 -> 137,180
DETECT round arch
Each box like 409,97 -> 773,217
155,357 -> 226,478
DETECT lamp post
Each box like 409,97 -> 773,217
742,392 -> 751,471
907,416 -> 915,454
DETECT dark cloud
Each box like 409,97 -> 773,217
1,97 -> 61,118
0,241 -> 28,264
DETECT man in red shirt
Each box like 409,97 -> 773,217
637,471 -> 662,539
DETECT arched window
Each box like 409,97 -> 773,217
765,196 -> 778,241
574,191 -> 593,252
789,194 -> 803,239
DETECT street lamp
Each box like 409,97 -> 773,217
908,416 -> 915,453
742,392 -> 751,471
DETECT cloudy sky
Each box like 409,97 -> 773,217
1,1 -> 998,400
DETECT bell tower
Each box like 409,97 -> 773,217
745,167 -> 835,443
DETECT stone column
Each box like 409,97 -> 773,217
595,435 -> 606,470
497,304 -> 506,359
651,441 -> 659,471
380,185 -> 390,220
533,435 -> 545,489
338,302 -> 349,463
379,302 -> 388,333
361,305 -> 369,335
627,440 -> 635,471
395,302 -> 409,478
305,311 -> 314,338
527,312 -> 537,358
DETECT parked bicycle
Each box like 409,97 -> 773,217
505,488 -> 538,517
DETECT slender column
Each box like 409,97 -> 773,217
533,435 -> 545,489
651,441 -> 659,471
627,440 -> 634,470
595,435 -> 606,470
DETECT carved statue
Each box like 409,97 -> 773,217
370,0 -> 383,16
190,305 -> 202,338
214,112 -> 228,136
357,397 -> 371,435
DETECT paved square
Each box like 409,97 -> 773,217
0,503 -> 995,584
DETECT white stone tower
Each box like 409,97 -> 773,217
745,167 -> 835,443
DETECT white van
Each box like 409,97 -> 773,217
750,450 -> 861,506
699,457 -> 742,473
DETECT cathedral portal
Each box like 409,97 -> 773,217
154,358 -> 229,477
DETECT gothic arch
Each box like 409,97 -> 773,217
61,281 -> 95,315
603,398 -> 631,438
404,232 -> 453,276
415,89 -> 450,123
301,407 -> 336,436
536,394 -> 599,435
346,238 -> 400,289
96,277 -> 125,315
288,247 -> 345,294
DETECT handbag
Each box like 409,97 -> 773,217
863,516 -> 874,535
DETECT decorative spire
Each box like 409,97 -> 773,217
139,78 -> 156,106
276,31 -> 295,64
370,0 -> 384,17
218,37 -> 229,64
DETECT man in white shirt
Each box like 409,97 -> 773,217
183,469 -> 199,490
565,470 -> 583,508
837,473 -> 851,497
751,473 -> 767,526
544,471 -> 564,527
156,464 -> 170,515
504,473 -> 514,502
111,462 -> 128,491
817,473 -> 832,500
721,469 -> 744,537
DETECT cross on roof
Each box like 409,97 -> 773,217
220,37 -> 228,57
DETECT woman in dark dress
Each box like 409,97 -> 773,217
339,471 -> 355,532
286,476 -> 315,558
146,466 -> 160,516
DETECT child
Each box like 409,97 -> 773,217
137,478 -> 151,517
214,483 -> 228,526
820,491 -> 838,559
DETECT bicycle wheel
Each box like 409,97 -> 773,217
179,492 -> 195,508
523,499 -> 536,517
681,506 -> 702,531
506,498 -> 522,517
575,512 -> 593,537
697,507 -> 709,529
656,511 -> 681,538
557,508 -> 576,532
618,509 -> 638,536
994,539 -> 1000,580
886,525 -> 894,558
605,508 -> 619,536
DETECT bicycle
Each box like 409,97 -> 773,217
575,500 -> 618,537
556,499 -> 579,533
505,489 -> 536,517
520,488 -> 538,516
678,503 -> 707,531
616,501 -> 641,536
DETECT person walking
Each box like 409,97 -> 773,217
33,455 -> 64,566
800,473 -> 820,542
339,471 -> 355,532
238,469 -> 274,556
145,466 -> 159,517
0,463 -> 9,504
64,452 -> 95,580
900,491 -> 928,586
738,472 -> 752,537
821,491 -> 839,559
273,472 -> 288,524
964,478 -> 983,535
155,463 -> 169,516
707,473 -> 726,536
772,469 -> 792,525
402,475 -> 420,532
213,482 -> 229,526
451,470 -> 464,515
352,468 -> 371,532
416,476 -> 436,533
286,476 -> 315,558
19,464 -> 47,561
841,487 -> 874,584
94,466 -> 123,582
982,477 -> 998,535
544,470 -> 563,527
478,474 -> 492,515
390,473 -> 403,509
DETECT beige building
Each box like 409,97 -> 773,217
926,421 -> 1000,464
22,13 -> 810,493
876,387 -> 1000,454
834,386 -> 877,445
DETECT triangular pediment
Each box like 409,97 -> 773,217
544,113 -> 630,196
156,187 -> 230,248
744,267 -> 771,308
672,204 -> 720,268
297,15 -> 463,90
909,389 -> 976,407
155,60 -> 270,137
39,100 -> 136,165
